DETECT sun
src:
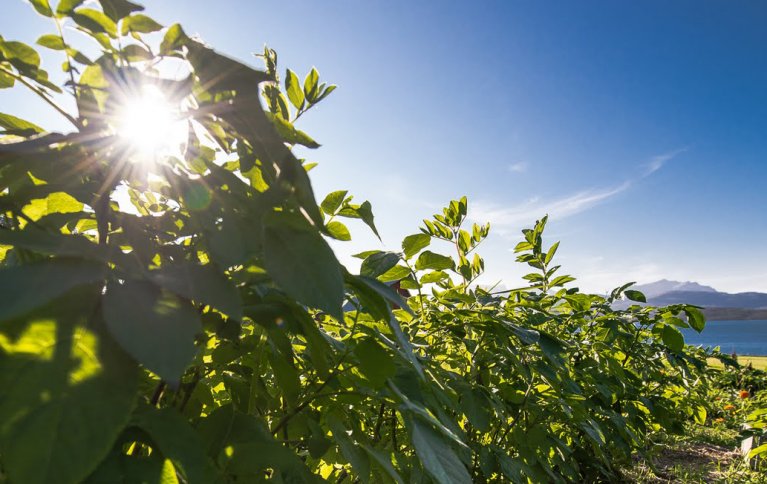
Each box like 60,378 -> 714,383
114,84 -> 187,159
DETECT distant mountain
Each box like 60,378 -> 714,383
632,279 -> 717,299
648,290 -> 767,309
621,280 -> 767,320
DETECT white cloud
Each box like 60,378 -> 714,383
471,181 -> 631,228
643,148 -> 687,176
508,161 -> 529,173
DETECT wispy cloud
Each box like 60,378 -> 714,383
471,181 -> 631,227
508,161 -> 529,173
473,148 -> 688,229
642,148 -> 687,176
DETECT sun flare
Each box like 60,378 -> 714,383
114,85 -> 186,158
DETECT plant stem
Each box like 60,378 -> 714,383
0,67 -> 82,130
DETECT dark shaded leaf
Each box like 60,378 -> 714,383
404,414 -> 471,484
147,262 -> 243,320
103,279 -> 200,383
262,211 -> 343,320
361,251 -> 400,279
354,338 -> 396,388
0,258 -> 106,322
132,405 -> 216,483
684,306 -> 706,333
98,0 -> 143,21
0,290 -> 138,484
624,289 -> 646,303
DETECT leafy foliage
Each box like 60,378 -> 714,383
0,2 -> 724,482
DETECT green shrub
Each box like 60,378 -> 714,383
0,2 -> 719,482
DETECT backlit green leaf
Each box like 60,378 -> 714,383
121,14 -> 163,35
36,34 -> 65,50
0,112 -> 44,136
402,233 -> 431,259
28,0 -> 53,17
285,68 -> 304,110
415,251 -> 454,271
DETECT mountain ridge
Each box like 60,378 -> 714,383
622,280 -> 767,320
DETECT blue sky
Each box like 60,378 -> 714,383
3,1 -> 766,293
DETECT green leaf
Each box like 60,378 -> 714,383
262,211 -> 344,320
356,275 -> 413,316
28,0 -> 53,16
122,43 -> 151,61
544,241 -> 560,265
0,70 -> 15,89
131,405 -> 216,483
0,291 -> 138,484
684,306 -> 706,333
36,34 -> 65,50
415,251 -> 454,271
354,338 -> 396,388
361,445 -> 404,484
159,23 -> 188,55
404,414 -> 471,484
419,270 -> 448,284
459,388 -> 491,432
693,405 -> 706,425
56,0 -> 85,15
378,264 -> 412,283
357,201 -> 380,239
0,40 -> 41,69
326,220 -> 351,241
0,112 -> 44,136
267,347 -> 301,405
86,454 -> 180,484
285,68 -> 304,110
0,258 -> 106,322
402,233 -> 431,259
121,14 -> 163,35
326,413 -> 371,480
321,190 -> 347,215
303,67 -> 319,102
98,0 -> 143,21
0,227 -> 114,262
267,113 -> 320,148
624,289 -> 646,303
316,84 -> 337,103
361,251 -> 400,279
103,279 -> 201,383
72,8 -> 118,37
661,324 -> 684,352
147,262 -> 243,320
749,443 -> 767,459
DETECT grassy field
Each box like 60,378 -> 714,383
708,355 -> 767,370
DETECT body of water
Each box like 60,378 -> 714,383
682,320 -> 767,356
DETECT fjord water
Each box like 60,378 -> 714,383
683,320 -> 767,356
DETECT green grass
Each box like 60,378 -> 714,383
708,356 -> 767,371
